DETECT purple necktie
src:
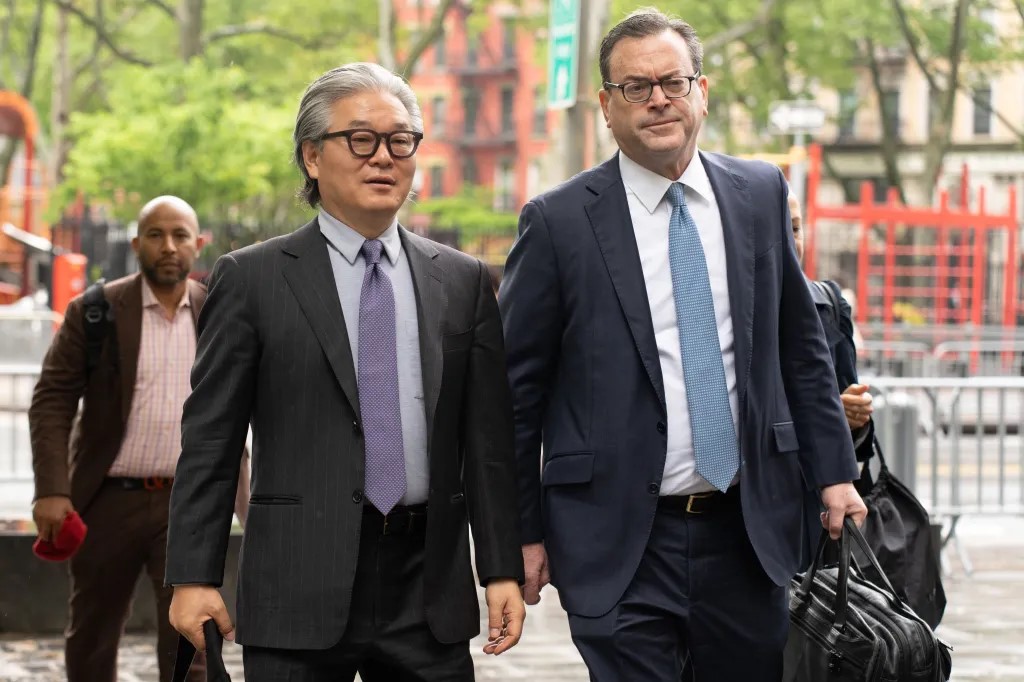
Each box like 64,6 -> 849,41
358,239 -> 406,514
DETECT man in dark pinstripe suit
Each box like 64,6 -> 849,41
164,63 -> 526,681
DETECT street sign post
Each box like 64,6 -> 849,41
547,0 -> 580,109
768,100 -> 826,201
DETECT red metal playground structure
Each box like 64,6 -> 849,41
802,143 -> 1020,330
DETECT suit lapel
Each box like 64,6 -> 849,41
401,228 -> 444,435
584,157 -> 666,408
280,219 -> 361,419
115,275 -> 143,423
187,278 -> 206,328
702,152 -> 755,410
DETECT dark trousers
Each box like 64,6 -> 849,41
568,488 -> 789,682
243,505 -> 475,682
66,479 -> 205,682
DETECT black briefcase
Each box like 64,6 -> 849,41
783,518 -> 952,681
173,619 -> 232,682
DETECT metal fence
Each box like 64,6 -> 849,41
864,375 -> 1024,573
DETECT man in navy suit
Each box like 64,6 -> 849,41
499,9 -> 867,681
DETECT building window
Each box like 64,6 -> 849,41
881,88 -> 900,139
434,36 -> 446,68
533,85 -> 546,135
501,87 -> 515,133
502,19 -> 516,62
432,96 -> 446,136
973,85 -> 992,135
430,166 -> 444,197
463,90 -> 479,136
466,42 -> 478,67
837,89 -> 857,140
462,156 -> 477,185
495,158 -> 515,211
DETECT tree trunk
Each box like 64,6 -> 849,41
178,0 -> 204,61
378,0 -> 396,71
51,5 -> 72,185
864,38 -> 907,204
918,0 -> 969,204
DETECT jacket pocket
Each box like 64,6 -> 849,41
542,452 -> 594,486
772,421 -> 800,454
248,494 -> 302,506
443,329 -> 473,352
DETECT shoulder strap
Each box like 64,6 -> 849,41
82,279 -> 112,376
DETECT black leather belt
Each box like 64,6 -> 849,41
363,502 -> 427,536
107,476 -> 174,491
658,485 -> 740,515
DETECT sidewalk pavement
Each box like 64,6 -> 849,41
2,517 -> 1023,681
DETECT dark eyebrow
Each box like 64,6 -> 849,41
618,70 -> 685,82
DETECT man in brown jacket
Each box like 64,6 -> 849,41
29,195 -> 249,682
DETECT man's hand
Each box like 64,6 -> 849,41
482,578 -> 526,655
840,384 -> 873,430
819,482 -> 868,540
521,542 -> 550,605
169,585 -> 235,652
32,496 -> 74,543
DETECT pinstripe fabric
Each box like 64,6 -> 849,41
166,218 -> 524,651
108,281 -> 196,477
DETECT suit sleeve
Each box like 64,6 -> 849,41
497,201 -> 562,544
463,259 -> 525,586
28,297 -> 89,500
776,172 -> 859,488
830,282 -> 875,462
166,254 -> 257,586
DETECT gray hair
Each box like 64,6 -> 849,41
293,62 -> 424,208
599,8 -> 704,85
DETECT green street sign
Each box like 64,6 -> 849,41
547,0 -> 580,109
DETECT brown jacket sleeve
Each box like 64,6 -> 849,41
29,297 -> 89,500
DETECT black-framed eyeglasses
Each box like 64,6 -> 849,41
319,128 -> 424,159
603,74 -> 701,103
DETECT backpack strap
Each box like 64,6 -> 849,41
81,279 -> 112,376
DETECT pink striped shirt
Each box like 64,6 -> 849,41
107,281 -> 196,478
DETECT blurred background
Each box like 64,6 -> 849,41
1,0 -> 1023,679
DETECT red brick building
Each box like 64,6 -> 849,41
400,0 -> 555,212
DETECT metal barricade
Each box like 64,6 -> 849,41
862,376 -> 1024,575
858,340 -> 933,377
932,340 -> 1024,377
0,365 -> 39,485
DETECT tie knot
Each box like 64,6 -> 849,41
361,239 -> 384,265
666,182 -> 687,209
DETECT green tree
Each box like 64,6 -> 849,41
411,186 -> 519,241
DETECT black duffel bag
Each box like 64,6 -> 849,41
856,437 -> 947,628
173,619 -> 232,682
783,518 -> 952,682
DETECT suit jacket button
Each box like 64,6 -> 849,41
352,490 -> 364,504
352,421 -> 361,435
648,483 -> 660,495
656,422 -> 666,434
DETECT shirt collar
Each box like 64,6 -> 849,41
319,209 -> 401,266
618,149 -> 715,214
141,277 -> 190,310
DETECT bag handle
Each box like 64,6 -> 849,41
172,619 -> 232,682
796,524 -> 852,633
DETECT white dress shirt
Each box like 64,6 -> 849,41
619,150 -> 740,496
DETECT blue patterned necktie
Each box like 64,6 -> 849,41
666,182 -> 740,491
358,239 -> 406,514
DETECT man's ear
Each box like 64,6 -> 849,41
302,140 -> 321,180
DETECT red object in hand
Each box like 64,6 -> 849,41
33,511 -> 88,561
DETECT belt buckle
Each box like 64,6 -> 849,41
686,491 -> 714,514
